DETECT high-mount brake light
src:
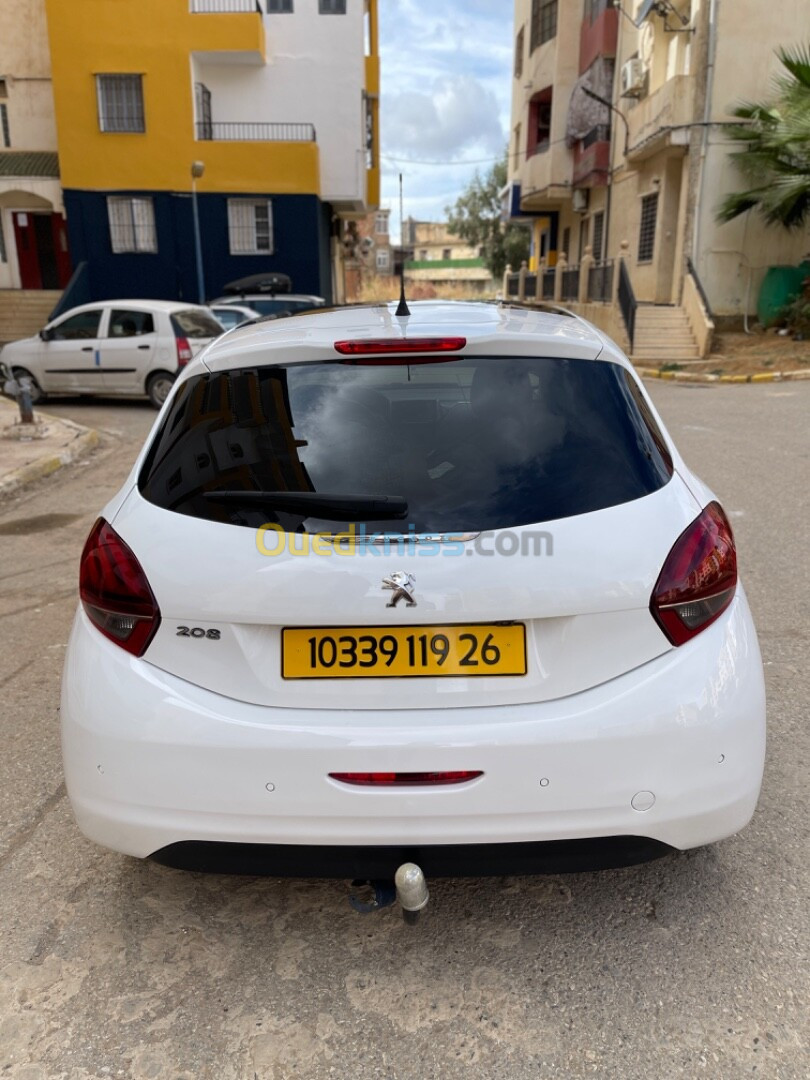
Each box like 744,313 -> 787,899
651,501 -> 737,646
334,337 -> 466,357
329,771 -> 483,787
79,519 -> 161,657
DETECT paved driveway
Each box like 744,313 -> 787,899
0,384 -> 807,1079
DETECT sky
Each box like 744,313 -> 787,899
378,0 -> 513,244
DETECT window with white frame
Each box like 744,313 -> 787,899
228,199 -> 273,254
107,196 -> 157,253
96,74 -> 145,133
376,249 -> 390,271
374,212 -> 388,235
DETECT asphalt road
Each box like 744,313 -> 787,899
0,384 -> 807,1080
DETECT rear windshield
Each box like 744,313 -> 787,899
139,356 -> 673,533
171,310 -> 223,339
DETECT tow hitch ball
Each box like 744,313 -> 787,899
349,863 -> 429,924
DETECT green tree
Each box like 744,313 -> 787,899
446,156 -> 530,279
718,44 -> 810,229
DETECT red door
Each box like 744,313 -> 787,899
12,211 -> 72,289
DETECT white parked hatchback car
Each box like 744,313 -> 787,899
0,300 -> 223,408
61,301 -> 765,894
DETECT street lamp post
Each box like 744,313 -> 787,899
191,161 -> 206,304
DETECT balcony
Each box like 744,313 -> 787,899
573,124 -> 611,187
188,0 -> 266,64
626,75 -> 693,162
518,143 -> 572,211
190,0 -> 259,12
196,122 -> 316,142
579,5 -> 618,73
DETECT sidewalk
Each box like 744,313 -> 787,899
0,397 -> 99,499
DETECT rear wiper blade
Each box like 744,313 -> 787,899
202,491 -> 409,521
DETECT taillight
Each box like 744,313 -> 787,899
175,336 -> 193,367
79,519 -> 161,657
329,771 -> 483,787
651,501 -> 737,646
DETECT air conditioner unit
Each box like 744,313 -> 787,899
572,188 -> 589,213
621,58 -> 645,98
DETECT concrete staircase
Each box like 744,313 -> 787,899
0,290 -> 62,345
632,304 -> 700,363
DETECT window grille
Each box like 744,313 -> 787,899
638,193 -> 658,263
514,27 -> 525,78
97,74 -> 145,133
592,211 -> 604,262
107,196 -> 157,253
228,199 -> 274,254
530,0 -> 557,52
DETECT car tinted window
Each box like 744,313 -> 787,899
50,310 -> 101,340
171,309 -> 223,338
139,357 -> 673,533
108,309 -> 155,337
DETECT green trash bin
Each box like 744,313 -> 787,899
757,263 -> 810,327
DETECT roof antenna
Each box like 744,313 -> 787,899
395,171 -> 410,317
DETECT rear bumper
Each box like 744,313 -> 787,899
61,597 -> 766,865
150,837 -> 674,877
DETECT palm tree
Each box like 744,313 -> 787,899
718,44 -> 810,229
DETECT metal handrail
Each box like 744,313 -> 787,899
618,260 -> 637,348
196,121 -> 316,142
685,255 -> 713,321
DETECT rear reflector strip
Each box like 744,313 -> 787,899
329,771 -> 483,787
334,337 -> 466,356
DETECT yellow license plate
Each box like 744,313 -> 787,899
282,624 -> 527,679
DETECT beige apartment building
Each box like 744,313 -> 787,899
0,0 -> 68,342
508,0 -> 809,356
404,219 -> 495,294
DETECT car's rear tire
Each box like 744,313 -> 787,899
146,371 -> 174,410
10,367 -> 45,404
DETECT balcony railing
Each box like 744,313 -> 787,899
561,265 -> 580,302
190,0 -> 260,12
582,124 -> 611,149
196,121 -> 316,142
588,260 -> 614,302
543,267 -> 555,299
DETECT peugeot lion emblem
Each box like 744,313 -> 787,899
383,571 -> 417,608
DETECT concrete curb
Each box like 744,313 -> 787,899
0,412 -> 100,499
635,367 -> 810,385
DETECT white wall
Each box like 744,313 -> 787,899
695,0 -> 810,315
193,5 -> 367,206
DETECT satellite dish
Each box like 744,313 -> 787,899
359,236 -> 375,254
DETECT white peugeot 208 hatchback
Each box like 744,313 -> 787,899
61,301 -> 766,891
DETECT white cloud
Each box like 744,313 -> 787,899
378,0 -> 513,240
